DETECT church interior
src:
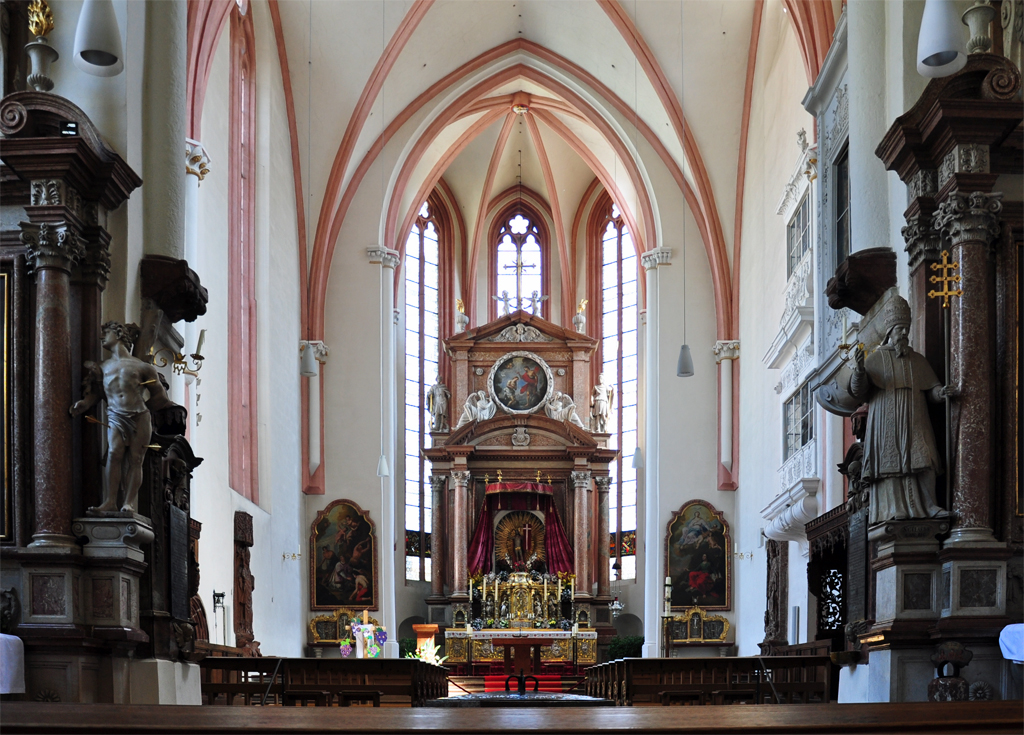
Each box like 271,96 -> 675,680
0,0 -> 1022,730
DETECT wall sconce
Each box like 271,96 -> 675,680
631,447 -> 643,469
152,329 -> 205,381
676,345 -> 694,377
376,455 -> 390,478
300,340 -> 328,378
73,0 -> 124,76
917,0 -> 967,78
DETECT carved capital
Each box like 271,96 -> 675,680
367,246 -> 400,270
594,476 -> 612,494
939,144 -> 990,187
79,228 -> 112,287
640,247 -> 672,271
570,470 -> 592,489
713,340 -> 740,363
450,470 -> 471,486
934,191 -> 1003,248
185,138 -> 211,181
30,179 -> 86,221
906,169 -> 938,204
21,221 -> 83,274
429,475 -> 448,493
901,213 -> 942,270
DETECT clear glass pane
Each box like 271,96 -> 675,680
509,214 -> 529,234
406,227 -> 421,258
418,202 -> 430,218
424,563 -> 431,583
406,505 -> 420,532
406,557 -> 420,581
620,554 -> 636,581
424,337 -> 438,363
621,505 -> 636,532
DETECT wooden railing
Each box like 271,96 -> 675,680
199,657 -> 448,707
584,656 -> 831,706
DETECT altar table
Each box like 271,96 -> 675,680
490,637 -> 549,674
444,629 -> 597,673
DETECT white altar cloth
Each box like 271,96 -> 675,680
1,633 -> 25,694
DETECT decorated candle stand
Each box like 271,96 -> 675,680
341,609 -> 386,658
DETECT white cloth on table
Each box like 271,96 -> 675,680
1,633 -> 26,694
999,623 -> 1023,664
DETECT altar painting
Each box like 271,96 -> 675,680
666,500 -> 730,611
489,352 -> 551,413
310,499 -> 377,611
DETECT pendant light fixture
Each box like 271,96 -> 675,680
677,4 -> 694,379
73,0 -> 124,77
917,0 -> 967,78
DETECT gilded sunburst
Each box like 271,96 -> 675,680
494,511 -> 545,566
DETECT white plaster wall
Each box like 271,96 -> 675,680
734,2 -> 815,656
190,0 -> 303,656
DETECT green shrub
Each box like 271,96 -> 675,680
398,637 -> 417,659
607,635 -> 644,659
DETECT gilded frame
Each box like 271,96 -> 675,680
666,500 -> 731,611
310,499 -> 378,611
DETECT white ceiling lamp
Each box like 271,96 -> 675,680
73,0 -> 124,77
917,0 -> 967,78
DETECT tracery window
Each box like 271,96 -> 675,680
492,208 -> 548,318
228,6 -> 258,503
593,201 -> 638,581
404,202 -> 438,582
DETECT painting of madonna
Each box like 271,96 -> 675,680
666,500 -> 731,611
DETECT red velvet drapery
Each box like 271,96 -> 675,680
467,488 -> 574,575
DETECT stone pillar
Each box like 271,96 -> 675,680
143,0 -> 187,261
934,191 -> 1002,546
21,210 -> 84,548
640,246 -> 671,656
713,341 -> 739,472
367,247 -> 400,656
429,474 -> 447,598
183,139 -> 210,264
571,470 -> 592,598
450,470 -> 471,597
595,475 -> 611,598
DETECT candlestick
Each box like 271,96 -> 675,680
362,609 -> 368,625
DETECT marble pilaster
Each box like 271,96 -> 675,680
450,470 -> 471,597
571,470 -> 592,598
594,475 -> 611,598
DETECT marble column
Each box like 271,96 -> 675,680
713,341 -> 739,472
22,214 -> 84,548
640,246 -> 671,657
143,0 -> 187,261
450,470 -> 471,597
429,474 -> 447,598
595,475 -> 611,598
934,191 -> 1003,546
571,470 -> 592,598
367,247 -> 400,655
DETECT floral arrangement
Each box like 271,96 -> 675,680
497,619 -> 510,629
471,618 -> 484,631
406,638 -> 448,666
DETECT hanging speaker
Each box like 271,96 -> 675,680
73,0 -> 124,77
917,0 -> 967,78
677,345 -> 694,378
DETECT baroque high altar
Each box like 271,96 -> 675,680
423,310 -> 618,663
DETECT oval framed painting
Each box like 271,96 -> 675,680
487,351 -> 554,415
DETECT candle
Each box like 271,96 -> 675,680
543,576 -> 547,602
362,609 -> 368,625
195,328 -> 206,356
557,578 -> 562,599
482,576 -> 486,601
665,576 -> 672,586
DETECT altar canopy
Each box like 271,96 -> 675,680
468,483 -> 574,575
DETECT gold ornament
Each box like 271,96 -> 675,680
28,0 -> 55,38
577,298 -> 588,314
456,298 -> 465,314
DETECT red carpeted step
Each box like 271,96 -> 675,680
481,674 -> 570,693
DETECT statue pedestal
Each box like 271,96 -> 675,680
868,519 -> 948,624
73,515 -> 154,564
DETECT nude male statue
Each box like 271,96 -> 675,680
70,321 -> 177,514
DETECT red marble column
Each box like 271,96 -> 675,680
430,474 -> 446,598
572,470 -> 592,598
22,220 -> 84,548
595,475 -> 611,598
934,191 -> 1002,545
451,470 -> 470,596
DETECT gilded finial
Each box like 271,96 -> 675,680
456,299 -> 465,314
577,298 -> 588,314
535,469 -> 541,482
496,469 -> 503,482
28,0 -> 55,37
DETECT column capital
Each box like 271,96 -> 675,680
79,229 -> 112,288
640,247 -> 672,271
367,246 -> 401,270
300,339 -> 330,364
594,475 -> 612,493
713,340 -> 740,363
901,212 -> 942,270
451,469 -> 471,484
185,138 -> 211,181
570,470 -> 592,488
429,474 -> 448,492
934,191 -> 1003,248
21,221 -> 84,274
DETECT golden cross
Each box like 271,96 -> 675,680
927,250 -> 962,308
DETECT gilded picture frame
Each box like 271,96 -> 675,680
666,500 -> 731,611
310,499 -> 378,611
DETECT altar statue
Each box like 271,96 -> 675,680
70,321 -> 180,514
455,390 -> 497,429
545,391 -> 586,428
851,296 -> 953,524
590,373 -> 614,433
427,382 -> 450,432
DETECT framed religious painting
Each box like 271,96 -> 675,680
310,499 -> 378,611
666,500 -> 731,611
487,350 -> 554,414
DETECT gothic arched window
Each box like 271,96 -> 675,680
591,198 -> 638,581
404,202 -> 440,582
228,6 -> 258,503
491,207 -> 549,319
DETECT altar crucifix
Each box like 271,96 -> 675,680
505,250 -> 536,313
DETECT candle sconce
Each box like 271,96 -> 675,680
151,329 -> 206,381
